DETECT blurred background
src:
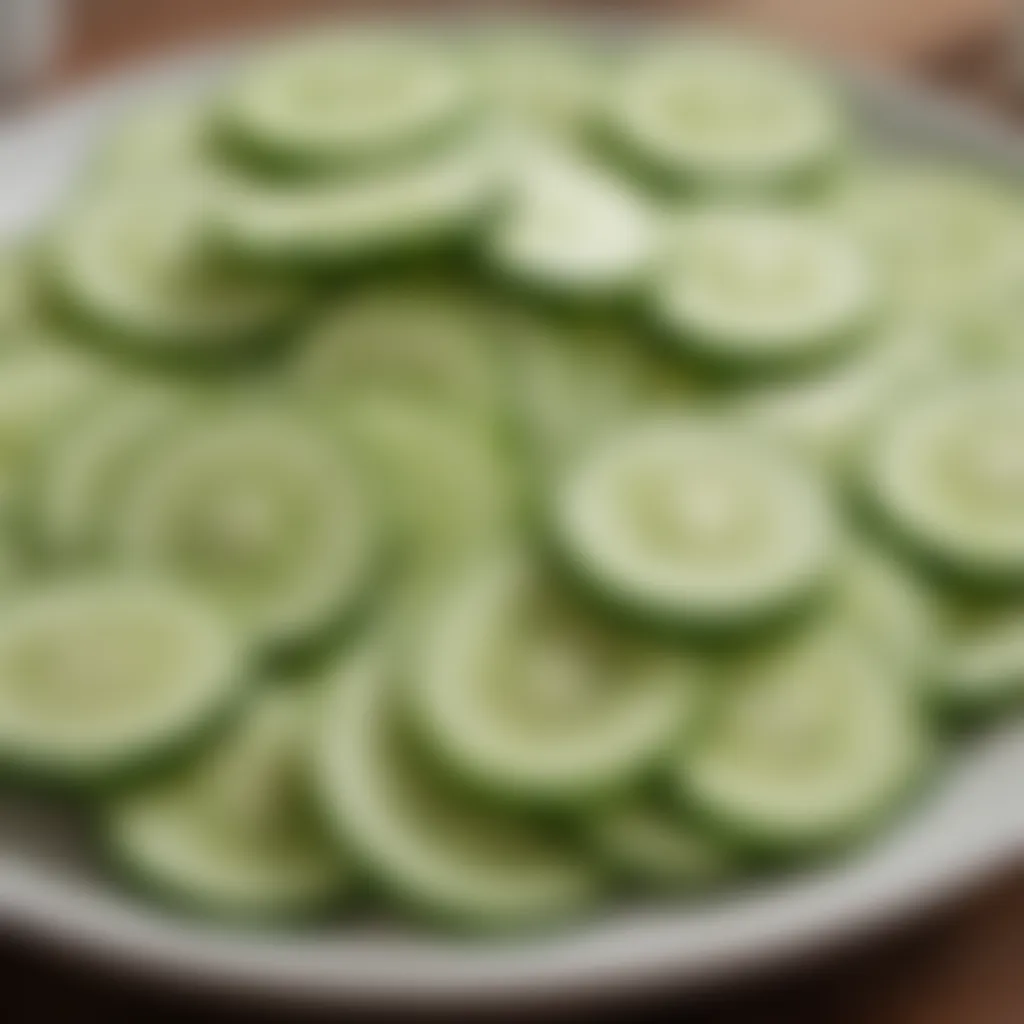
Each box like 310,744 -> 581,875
1,1 -> 1022,1022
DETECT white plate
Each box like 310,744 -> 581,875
1,25 -> 1023,1008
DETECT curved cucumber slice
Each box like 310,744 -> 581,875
289,279 -> 498,415
213,135 -> 496,269
46,184 -> 307,360
104,690 -> 349,919
342,393 -> 517,575
487,144 -> 653,298
652,208 -> 875,371
834,162 -> 1024,323
91,100 -> 211,186
675,633 -> 929,851
32,388 -> 185,559
552,418 -> 835,632
0,349 -> 105,516
311,641 -> 600,928
586,792 -> 734,889
934,598 -> 1024,715
606,41 -> 843,192
475,31 -> 601,138
0,577 -> 244,784
114,406 -> 380,652
218,35 -> 474,173
411,557 -> 701,805
862,377 -> 1024,588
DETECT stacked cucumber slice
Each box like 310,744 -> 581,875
1,26 -> 1021,932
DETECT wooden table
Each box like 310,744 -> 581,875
4,3 -> 1023,1021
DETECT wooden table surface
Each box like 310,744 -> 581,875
4,3 -> 1023,1022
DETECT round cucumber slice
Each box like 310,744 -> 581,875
46,184 -> 307,361
411,557 -> 701,805
586,792 -> 734,889
933,598 -> 1024,715
289,278 -> 498,415
342,392 -> 517,575
104,690 -> 349,919
114,406 -> 380,652
475,30 -> 601,138
91,99 -> 211,186
218,35 -> 474,174
32,387 -> 185,559
311,641 -> 600,928
675,632 -> 929,851
834,162 -> 1024,323
606,41 -> 843,192
652,208 -> 875,371
212,137 -> 496,268
0,349 -> 106,516
487,143 -> 654,298
551,417 -> 835,632
0,577 -> 244,784
862,377 -> 1024,588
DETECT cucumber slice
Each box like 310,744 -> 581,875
487,143 -> 654,299
218,35 -> 474,174
732,321 -> 946,467
91,100 -> 211,185
311,641 -> 600,928
104,690 -> 349,919
933,598 -> 1024,715
289,278 -> 498,415
652,208 -> 875,371
674,632 -> 929,851
475,30 -> 600,138
835,547 -> 933,682
32,388 -> 185,559
114,406 -> 380,652
46,184 -> 308,361
410,557 -> 701,805
0,349 -> 105,517
551,418 -> 835,632
0,577 -> 244,784
586,792 -> 734,889
862,377 -> 1024,588
342,392 -> 517,575
212,137 -> 496,269
606,41 -> 843,192
834,162 -> 1024,323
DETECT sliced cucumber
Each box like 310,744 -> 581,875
0,349 -> 106,517
410,557 -> 701,805
606,40 -> 843,192
674,632 -> 929,851
475,30 -> 601,138
585,791 -> 734,889
32,387 -> 185,559
218,35 -> 474,174
104,689 -> 349,919
862,377 -> 1024,588
732,321 -> 946,468
289,278 -> 498,415
651,208 -> 875,372
212,137 -> 497,269
46,183 -> 308,361
91,99 -> 211,186
933,598 -> 1024,716
342,392 -> 517,575
0,577 -> 244,784
114,406 -> 380,653
833,162 -> 1024,324
487,142 -> 654,299
551,417 -> 835,633
310,640 -> 600,928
